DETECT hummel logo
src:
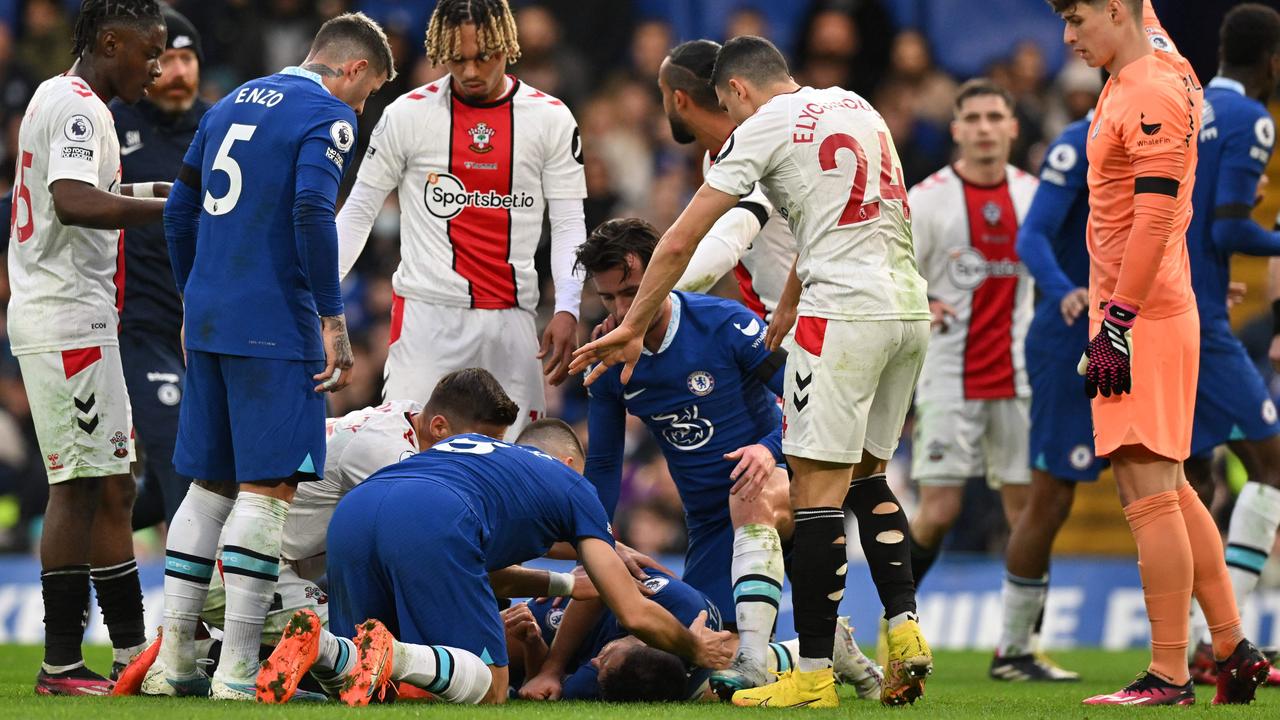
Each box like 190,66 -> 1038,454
74,394 -> 96,413
733,318 -> 761,336
795,373 -> 813,390
1139,114 -> 1162,136
623,388 -> 646,400
793,393 -> 810,412
78,415 -> 99,434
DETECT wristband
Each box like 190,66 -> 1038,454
133,182 -> 155,199
548,571 -> 575,597
1272,299 -> 1280,336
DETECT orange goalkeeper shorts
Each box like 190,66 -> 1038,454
1089,307 -> 1199,461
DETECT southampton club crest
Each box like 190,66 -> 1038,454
982,200 -> 1002,226
110,431 -> 130,458
468,122 -> 495,153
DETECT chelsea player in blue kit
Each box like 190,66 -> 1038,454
579,218 -> 794,697
998,109 -> 1097,683
145,14 -> 394,700
1184,5 -> 1280,686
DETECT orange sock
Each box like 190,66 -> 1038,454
1176,483 -> 1244,660
1124,490 -> 1192,685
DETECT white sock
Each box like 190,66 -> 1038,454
887,611 -> 918,630
392,640 -> 492,704
1190,600 -> 1210,655
312,630 -> 356,677
113,641 -> 149,668
160,484 -> 233,677
767,640 -> 798,674
731,524 -> 785,668
215,492 -> 289,683
998,572 -> 1047,657
1225,482 -> 1280,608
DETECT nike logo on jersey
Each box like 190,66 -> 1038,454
623,388 -> 646,400
733,318 -> 761,336
120,142 -> 144,156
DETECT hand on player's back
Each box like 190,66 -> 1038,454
613,541 -> 675,581
539,311 -> 580,386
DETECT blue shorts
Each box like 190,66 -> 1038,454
1190,339 -> 1280,458
684,517 -> 733,621
1026,332 -> 1105,482
326,480 -> 508,667
174,350 -> 326,482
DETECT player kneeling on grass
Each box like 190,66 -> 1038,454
516,570 -> 882,703
257,388 -> 733,705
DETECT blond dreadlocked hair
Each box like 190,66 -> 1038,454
425,0 -> 521,66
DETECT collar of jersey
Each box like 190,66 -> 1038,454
1207,76 -> 1246,97
279,66 -> 329,92
642,292 -> 682,356
451,75 -> 520,108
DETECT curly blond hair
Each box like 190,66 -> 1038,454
425,0 -> 521,66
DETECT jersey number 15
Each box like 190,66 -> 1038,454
204,123 -> 256,216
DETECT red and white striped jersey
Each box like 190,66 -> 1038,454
8,75 -> 123,355
677,150 -> 797,321
908,165 -> 1038,401
281,400 -> 421,564
354,76 -> 585,312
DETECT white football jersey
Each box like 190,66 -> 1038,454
703,86 -> 929,322
677,151 -> 797,321
8,75 -> 123,355
908,165 -> 1039,402
356,77 -> 586,312
281,400 -> 421,565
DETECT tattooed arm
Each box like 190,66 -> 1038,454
315,314 -> 354,392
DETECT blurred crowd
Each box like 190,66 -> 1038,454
0,0 -> 1120,555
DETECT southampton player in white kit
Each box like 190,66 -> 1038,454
575,37 -> 933,708
904,80 -> 1040,591
659,40 -> 797,322
9,0 -> 171,695
337,0 -> 586,439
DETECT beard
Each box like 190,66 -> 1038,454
667,109 -> 696,145
147,81 -> 198,114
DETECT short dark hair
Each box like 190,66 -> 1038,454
953,78 -> 1015,114
424,368 -> 519,430
1047,0 -> 1141,16
311,12 -> 397,81
664,40 -> 721,110
597,646 -> 687,702
515,418 -> 585,464
1221,3 -> 1280,69
72,0 -> 163,58
575,218 -> 659,281
711,35 -> 790,90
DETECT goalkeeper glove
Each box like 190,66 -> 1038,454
1077,299 -> 1136,398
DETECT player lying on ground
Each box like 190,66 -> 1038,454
1052,0 -> 1270,705
261,402 -> 734,705
516,569 -> 882,702
572,35 -> 932,709
12,0 -> 170,696
1183,3 -> 1280,688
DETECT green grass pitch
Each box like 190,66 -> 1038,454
0,645 -> 1272,718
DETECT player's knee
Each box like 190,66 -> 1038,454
48,476 -> 104,515
100,473 -> 137,514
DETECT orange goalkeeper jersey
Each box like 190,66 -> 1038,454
1085,2 -> 1203,319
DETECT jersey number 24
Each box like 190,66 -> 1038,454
819,131 -> 909,226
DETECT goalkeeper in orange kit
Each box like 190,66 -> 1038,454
1049,0 -> 1271,706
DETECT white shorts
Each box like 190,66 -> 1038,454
782,317 -> 929,464
18,345 -> 134,483
202,563 -> 329,640
384,297 -> 545,440
912,396 -> 1030,488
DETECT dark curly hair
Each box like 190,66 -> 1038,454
72,0 -> 163,58
574,218 -> 659,281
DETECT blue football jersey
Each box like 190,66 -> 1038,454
174,68 -> 357,360
1020,116 -> 1091,345
356,433 -> 614,570
585,292 -> 784,529
1189,77 -> 1277,349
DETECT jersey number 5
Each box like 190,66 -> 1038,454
203,123 -> 256,216
818,131 -> 909,226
